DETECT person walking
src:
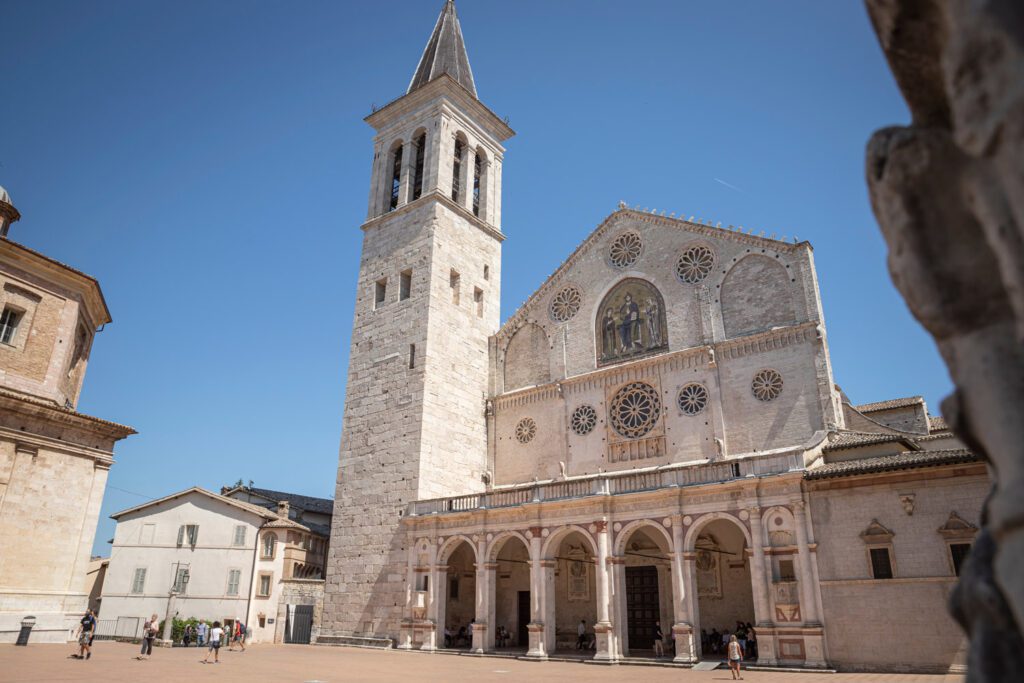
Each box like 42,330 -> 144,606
201,621 -> 223,664
653,621 -> 665,658
197,620 -> 207,647
234,620 -> 247,652
576,620 -> 588,650
137,614 -> 158,660
182,623 -> 192,647
727,634 -> 744,680
73,609 -> 97,660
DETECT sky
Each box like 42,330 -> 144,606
0,0 -> 950,557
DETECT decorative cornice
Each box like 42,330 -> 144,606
361,189 -> 504,243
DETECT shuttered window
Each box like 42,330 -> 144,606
227,569 -> 241,596
131,567 -> 147,594
233,525 -> 246,547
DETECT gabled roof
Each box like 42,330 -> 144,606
110,486 -> 279,521
497,206 -> 807,339
223,485 -> 334,516
822,430 -> 920,453
408,1 -> 477,98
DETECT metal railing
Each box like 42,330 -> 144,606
93,616 -> 142,641
406,451 -> 804,517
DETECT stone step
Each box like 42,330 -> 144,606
314,635 -> 393,649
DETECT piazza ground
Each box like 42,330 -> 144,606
0,642 -> 965,683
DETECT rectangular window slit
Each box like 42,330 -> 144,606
375,278 -> 387,309
408,344 -> 416,369
400,270 -> 412,301
474,287 -> 483,318
450,270 -> 460,305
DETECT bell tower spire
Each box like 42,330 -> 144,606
408,0 -> 477,98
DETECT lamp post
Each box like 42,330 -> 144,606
160,563 -> 189,645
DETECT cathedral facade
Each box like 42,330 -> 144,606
323,2 -> 984,673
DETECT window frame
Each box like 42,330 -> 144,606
261,532 -> 277,560
947,542 -> 972,577
374,278 -> 387,310
257,572 -> 273,598
233,525 -> 247,547
866,545 -> 895,580
130,567 -> 147,595
226,568 -> 242,596
172,566 -> 190,594
0,306 -> 23,346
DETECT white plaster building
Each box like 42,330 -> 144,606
0,187 -> 135,643
322,2 -> 985,673
100,486 -> 329,644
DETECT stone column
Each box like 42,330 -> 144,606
491,156 -> 504,229
477,157 -> 491,223
398,139 -> 415,206
472,537 -> 488,653
541,559 -> 556,654
670,516 -> 697,662
747,507 -> 773,624
593,521 -> 616,662
610,557 -> 627,658
398,535 -> 417,649
485,562 -> 498,650
423,563 -> 444,651
461,145 -> 476,213
526,528 -> 547,658
792,501 -> 819,624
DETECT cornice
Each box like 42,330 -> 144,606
0,388 -> 136,439
492,322 -> 819,409
360,190 -> 505,243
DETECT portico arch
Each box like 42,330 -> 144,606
437,537 -> 477,649
541,526 -> 599,654
685,514 -> 756,660
486,532 -> 531,650
613,521 -> 676,657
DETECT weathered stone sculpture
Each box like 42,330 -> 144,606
864,0 -> 1024,678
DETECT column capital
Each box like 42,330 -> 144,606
792,499 -> 807,513
593,520 -> 609,533
528,526 -> 544,538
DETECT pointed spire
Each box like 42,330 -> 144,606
408,0 -> 477,98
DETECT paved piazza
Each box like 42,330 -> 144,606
0,643 -> 965,683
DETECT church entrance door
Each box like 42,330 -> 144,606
625,566 -> 660,650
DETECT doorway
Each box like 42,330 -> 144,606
626,565 -> 660,649
517,590 -> 530,646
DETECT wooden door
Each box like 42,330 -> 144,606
626,566 -> 661,650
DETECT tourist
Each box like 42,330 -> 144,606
727,634 -> 744,680
73,609 -> 97,660
137,614 -> 158,660
201,621 -> 223,664
709,628 -> 719,654
183,623 -> 192,647
496,625 -> 508,647
653,621 -> 664,658
721,629 -> 731,655
735,621 -> 747,656
576,619 -> 587,650
746,623 -> 757,659
444,626 -> 452,648
233,620 -> 246,651
197,620 -> 207,647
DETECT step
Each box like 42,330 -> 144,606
314,635 -> 393,649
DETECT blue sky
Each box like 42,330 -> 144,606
1,1 -> 948,556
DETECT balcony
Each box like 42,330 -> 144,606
405,450 -> 804,517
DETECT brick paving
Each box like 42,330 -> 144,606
0,642 -> 966,683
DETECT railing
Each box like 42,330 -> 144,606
405,450 -> 805,517
93,616 -> 142,641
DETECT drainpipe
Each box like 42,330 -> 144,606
244,520 -> 266,634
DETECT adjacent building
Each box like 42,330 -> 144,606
99,485 -> 330,644
321,1 -> 983,673
0,186 -> 135,643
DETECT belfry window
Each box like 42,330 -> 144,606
451,138 -> 464,203
472,152 -> 482,216
412,133 -> 426,201
388,144 -> 404,211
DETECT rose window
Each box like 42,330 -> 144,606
570,404 -> 598,435
751,369 -> 784,402
550,286 -> 583,323
609,382 -> 661,438
515,417 -> 537,444
676,246 -> 715,284
677,383 -> 709,416
609,232 -> 642,269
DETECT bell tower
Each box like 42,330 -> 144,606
324,0 -> 514,640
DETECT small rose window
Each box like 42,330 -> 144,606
752,369 -> 783,402
609,232 -> 642,269
570,405 -> 598,435
515,417 -> 537,444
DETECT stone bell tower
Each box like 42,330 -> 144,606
323,0 -> 514,640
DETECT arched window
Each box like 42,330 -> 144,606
412,132 -> 426,201
472,152 -> 482,216
388,143 -> 404,211
261,532 -> 277,560
451,138 -> 465,203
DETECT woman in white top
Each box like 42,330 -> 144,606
727,634 -> 744,680
202,621 -> 224,664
